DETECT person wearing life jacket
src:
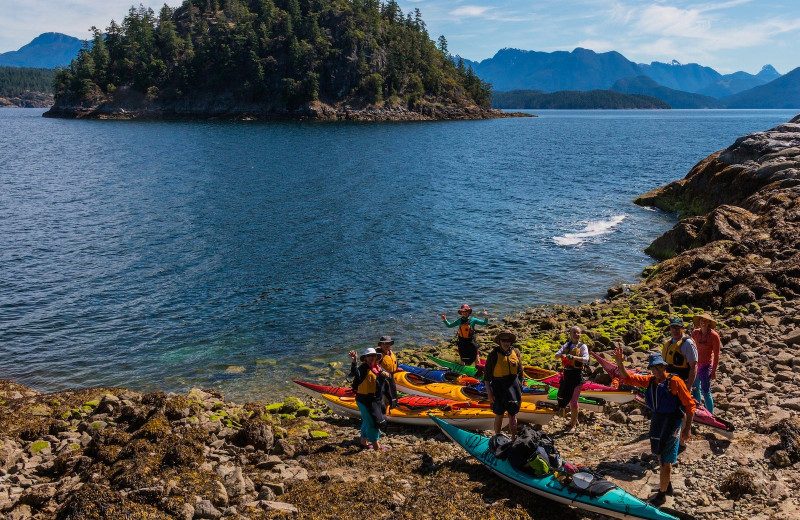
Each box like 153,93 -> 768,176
484,330 -> 524,439
348,347 -> 391,450
376,335 -> 399,409
691,313 -> 721,413
441,304 -> 489,366
613,346 -> 695,507
553,326 -> 590,434
662,317 -> 698,388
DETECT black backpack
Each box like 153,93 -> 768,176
504,426 -> 560,470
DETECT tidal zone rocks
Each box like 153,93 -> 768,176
0,382 -> 323,520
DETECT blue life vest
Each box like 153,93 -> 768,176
645,375 -> 685,456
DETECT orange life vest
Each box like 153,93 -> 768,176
457,317 -> 474,339
493,349 -> 521,378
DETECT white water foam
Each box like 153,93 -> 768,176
552,215 -> 627,246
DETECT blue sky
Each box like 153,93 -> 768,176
1,0 -> 799,74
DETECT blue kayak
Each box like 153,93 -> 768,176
430,415 -> 680,520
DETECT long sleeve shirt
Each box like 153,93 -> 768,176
620,372 -> 697,416
443,315 -> 489,328
691,328 -> 722,367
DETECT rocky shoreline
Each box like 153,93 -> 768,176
42,99 -> 527,122
2,115 -> 800,520
0,92 -> 53,108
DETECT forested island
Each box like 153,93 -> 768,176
45,0 -> 511,121
492,89 -> 670,109
0,66 -> 54,107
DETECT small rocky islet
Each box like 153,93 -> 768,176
3,115 -> 800,520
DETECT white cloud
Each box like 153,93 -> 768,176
450,6 -> 492,18
634,5 -> 711,39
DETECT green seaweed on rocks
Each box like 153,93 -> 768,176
30,440 -> 50,453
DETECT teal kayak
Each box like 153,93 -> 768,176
430,415 -> 679,520
426,354 -> 605,412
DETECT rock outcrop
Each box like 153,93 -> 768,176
635,114 -> 800,311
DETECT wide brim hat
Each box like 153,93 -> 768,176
494,330 -> 516,345
459,304 -> 472,314
692,313 -> 717,329
378,335 -> 394,346
360,347 -> 383,362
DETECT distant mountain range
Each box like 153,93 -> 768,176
464,48 -> 783,100
460,47 -> 798,109
611,76 -> 724,109
0,33 -> 84,69
722,67 -> 800,108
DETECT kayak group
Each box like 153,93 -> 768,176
299,304 -> 724,513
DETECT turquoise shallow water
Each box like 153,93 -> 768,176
1,108 -> 797,400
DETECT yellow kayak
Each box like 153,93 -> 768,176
394,371 -> 553,406
319,392 -> 555,429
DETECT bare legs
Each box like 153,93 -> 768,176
493,414 -> 518,439
568,405 -> 579,432
660,462 -> 671,492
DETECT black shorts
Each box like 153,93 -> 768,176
490,377 -> 522,416
457,337 -> 479,365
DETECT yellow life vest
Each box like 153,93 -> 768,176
493,349 -> 520,378
379,350 -> 398,373
355,367 -> 378,395
457,317 -> 474,339
563,344 -> 585,369
662,338 -> 689,369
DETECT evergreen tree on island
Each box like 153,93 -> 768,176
47,0 -> 499,120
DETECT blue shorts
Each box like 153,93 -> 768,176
659,425 -> 681,464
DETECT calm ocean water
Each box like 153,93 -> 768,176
1,108 -> 797,399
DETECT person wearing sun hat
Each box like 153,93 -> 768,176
613,346 -> 695,506
441,304 -> 489,366
376,336 -> 399,409
484,330 -> 524,438
348,347 -> 391,450
690,313 -> 721,413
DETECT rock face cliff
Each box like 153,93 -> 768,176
635,114 -> 800,309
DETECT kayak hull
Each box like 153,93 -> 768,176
427,355 -> 620,407
431,415 -> 680,520
409,362 -> 605,411
318,393 -> 553,428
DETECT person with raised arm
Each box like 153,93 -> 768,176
613,346 -> 695,506
441,304 -> 489,366
348,347 -> 392,450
